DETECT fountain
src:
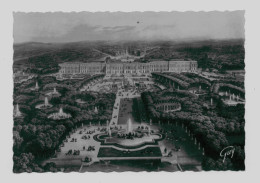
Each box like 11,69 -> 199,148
14,104 -> 22,117
31,81 -> 39,91
44,97 -> 49,106
48,107 -> 71,120
225,91 -> 228,96
199,85 -> 201,92
16,104 -> 21,113
94,106 -> 98,113
35,97 -> 52,109
108,128 -> 112,137
210,98 -> 213,106
53,87 -> 57,94
35,82 -> 39,90
126,118 -> 132,133
59,108 -> 63,114
95,118 -> 164,149
106,120 -> 112,136
46,87 -> 61,97
89,122 -> 92,126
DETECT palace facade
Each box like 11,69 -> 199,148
59,60 -> 197,75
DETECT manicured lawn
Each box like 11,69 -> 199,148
117,98 -> 141,125
98,147 -> 162,158
158,124 -> 203,165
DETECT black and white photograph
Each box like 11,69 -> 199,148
1,0 -> 260,182
12,11 -> 246,172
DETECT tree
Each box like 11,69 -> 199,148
202,157 -> 234,171
13,153 -> 42,173
43,162 -> 59,172
13,131 -> 24,152
231,146 -> 245,170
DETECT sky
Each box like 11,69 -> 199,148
13,11 -> 245,43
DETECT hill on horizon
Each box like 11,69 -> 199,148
13,39 -> 245,73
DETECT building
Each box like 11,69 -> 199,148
59,62 -> 106,75
169,60 -> 197,72
59,60 -> 197,75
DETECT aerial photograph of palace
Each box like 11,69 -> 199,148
13,11 -> 245,172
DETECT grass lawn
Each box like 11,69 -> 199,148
158,123 -> 203,165
98,147 -> 162,158
117,98 -> 141,125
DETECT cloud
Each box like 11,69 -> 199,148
14,11 -> 245,43
31,24 -> 140,42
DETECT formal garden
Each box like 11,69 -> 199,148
141,82 -> 245,170
13,70 -> 245,172
13,74 -> 116,172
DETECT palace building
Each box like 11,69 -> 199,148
59,60 -> 197,75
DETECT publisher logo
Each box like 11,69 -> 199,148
220,146 -> 235,163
